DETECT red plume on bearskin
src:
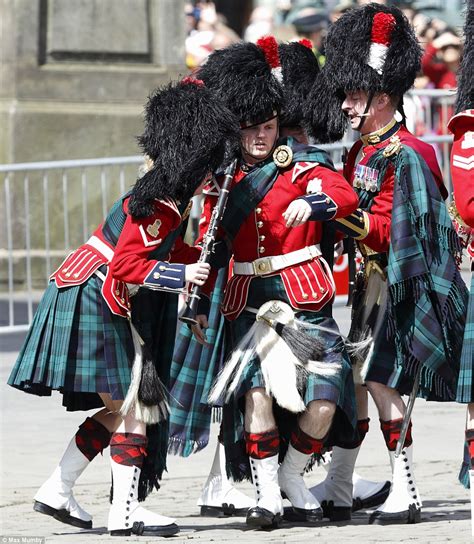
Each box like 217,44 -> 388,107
371,12 -> 396,46
368,12 -> 396,74
299,38 -> 314,50
256,35 -> 280,68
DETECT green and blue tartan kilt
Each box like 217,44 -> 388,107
456,272 -> 474,403
354,264 -> 442,400
8,276 -> 134,411
220,275 -> 357,481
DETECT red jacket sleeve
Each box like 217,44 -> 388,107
296,165 -> 359,219
110,200 -> 181,283
451,132 -> 474,227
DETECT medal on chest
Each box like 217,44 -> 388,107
353,164 -> 379,192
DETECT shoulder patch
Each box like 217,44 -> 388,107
291,162 -> 319,184
461,131 -> 474,150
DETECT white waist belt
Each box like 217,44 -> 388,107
234,244 -> 321,276
86,235 -> 115,262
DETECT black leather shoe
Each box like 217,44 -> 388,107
34,500 -> 92,529
110,521 -> 180,536
283,506 -> 323,524
200,504 -> 249,517
369,503 -> 421,525
352,481 -> 391,512
246,506 -> 282,529
320,500 -> 352,522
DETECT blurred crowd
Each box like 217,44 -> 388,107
185,0 -> 464,135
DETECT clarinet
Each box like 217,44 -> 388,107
180,158 -> 238,326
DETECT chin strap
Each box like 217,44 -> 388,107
356,90 -> 375,132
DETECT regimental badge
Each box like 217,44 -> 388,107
146,219 -> 161,238
273,145 -> 293,168
383,135 -> 402,158
353,164 -> 379,192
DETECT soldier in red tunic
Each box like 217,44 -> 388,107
448,1 -> 474,529
305,3 -> 466,525
8,79 -> 239,537
189,36 -> 361,529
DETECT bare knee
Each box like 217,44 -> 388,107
99,393 -> 123,414
306,399 -> 336,423
246,388 -> 272,414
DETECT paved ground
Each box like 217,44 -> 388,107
0,304 -> 472,543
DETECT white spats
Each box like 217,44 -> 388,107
34,437 -> 92,527
108,459 -> 178,536
198,442 -> 255,514
249,455 -> 283,516
369,445 -> 421,524
279,445 -> 321,511
470,470 -> 474,537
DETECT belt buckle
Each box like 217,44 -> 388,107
253,257 -> 272,276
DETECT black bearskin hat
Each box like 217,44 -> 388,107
197,36 -> 284,127
456,0 -> 474,113
278,39 -> 321,128
128,78 -> 240,218
305,3 -> 422,142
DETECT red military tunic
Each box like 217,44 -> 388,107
448,110 -> 474,229
343,121 -> 447,253
52,196 -> 199,317
199,159 -> 358,319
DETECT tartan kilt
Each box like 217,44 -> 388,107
456,272 -> 474,403
8,275 -> 134,411
220,275 -> 357,481
355,264 -> 420,397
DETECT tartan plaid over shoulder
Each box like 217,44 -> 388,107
371,145 -> 468,400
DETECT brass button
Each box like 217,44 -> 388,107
115,289 -> 120,295
256,207 -> 262,214
65,272 -> 71,277
259,247 -> 265,254
159,266 -> 166,271
312,293 -> 318,299
258,262 -> 267,272
62,268 -> 68,273
320,287 -> 325,293
153,272 -> 160,279
73,273 -> 79,278
259,235 -> 265,242
325,197 -> 330,204
257,221 -> 264,228
302,293 -> 309,300
121,297 -> 125,303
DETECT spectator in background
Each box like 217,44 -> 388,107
422,30 -> 462,90
244,6 -> 274,42
421,28 -> 462,133
291,7 -> 331,65
330,0 -> 356,23
185,1 -> 240,70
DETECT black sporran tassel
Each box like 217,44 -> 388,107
273,321 -> 325,363
137,342 -> 166,407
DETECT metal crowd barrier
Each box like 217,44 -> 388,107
0,90 -> 455,334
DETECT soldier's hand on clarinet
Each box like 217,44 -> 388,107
191,314 -> 209,345
185,262 -> 211,286
283,199 -> 312,227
